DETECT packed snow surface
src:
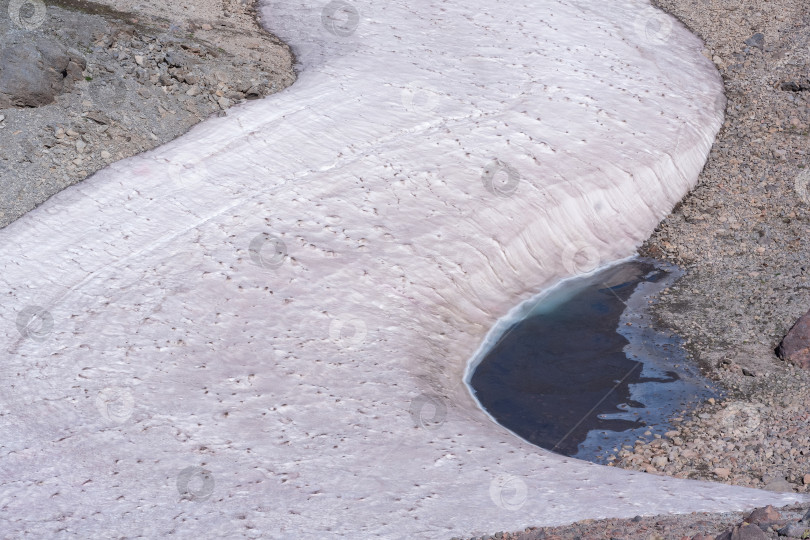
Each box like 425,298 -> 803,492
1,0 -> 806,537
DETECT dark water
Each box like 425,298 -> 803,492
469,258 -> 719,463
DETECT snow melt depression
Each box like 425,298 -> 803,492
1,0 -> 806,537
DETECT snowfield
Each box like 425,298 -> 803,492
1,0 -> 806,537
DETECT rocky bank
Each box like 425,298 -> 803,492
611,0 -> 810,494
0,0 -> 295,229
460,504 -> 810,540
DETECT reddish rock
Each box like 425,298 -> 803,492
776,309 -> 810,369
714,523 -> 769,540
745,505 -> 781,524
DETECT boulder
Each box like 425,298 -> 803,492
763,475 -> 795,493
776,309 -> 810,369
714,523 -> 768,540
0,35 -> 86,108
745,505 -> 781,525
778,522 -> 810,538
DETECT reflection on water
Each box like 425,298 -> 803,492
469,258 -> 719,463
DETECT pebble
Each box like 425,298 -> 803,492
744,33 -> 765,50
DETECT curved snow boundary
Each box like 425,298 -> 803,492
1,0 -> 805,537
461,254 -> 638,441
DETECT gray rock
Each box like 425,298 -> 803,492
0,36 -> 86,108
777,522 -> 810,538
780,81 -> 809,92
744,33 -> 765,50
245,84 -> 264,99
746,505 -> 781,524
158,73 -> 175,86
762,476 -> 794,493
84,111 -> 109,125
164,51 -> 187,68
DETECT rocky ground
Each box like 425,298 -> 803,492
612,0 -> 810,495
0,0 -> 295,228
460,504 -> 810,540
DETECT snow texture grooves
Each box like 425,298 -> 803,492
1,0 -> 806,537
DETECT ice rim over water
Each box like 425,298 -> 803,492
1,0 -> 808,537
465,256 -> 721,463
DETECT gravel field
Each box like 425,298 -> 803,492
459,504 -> 810,539
623,0 -> 810,493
